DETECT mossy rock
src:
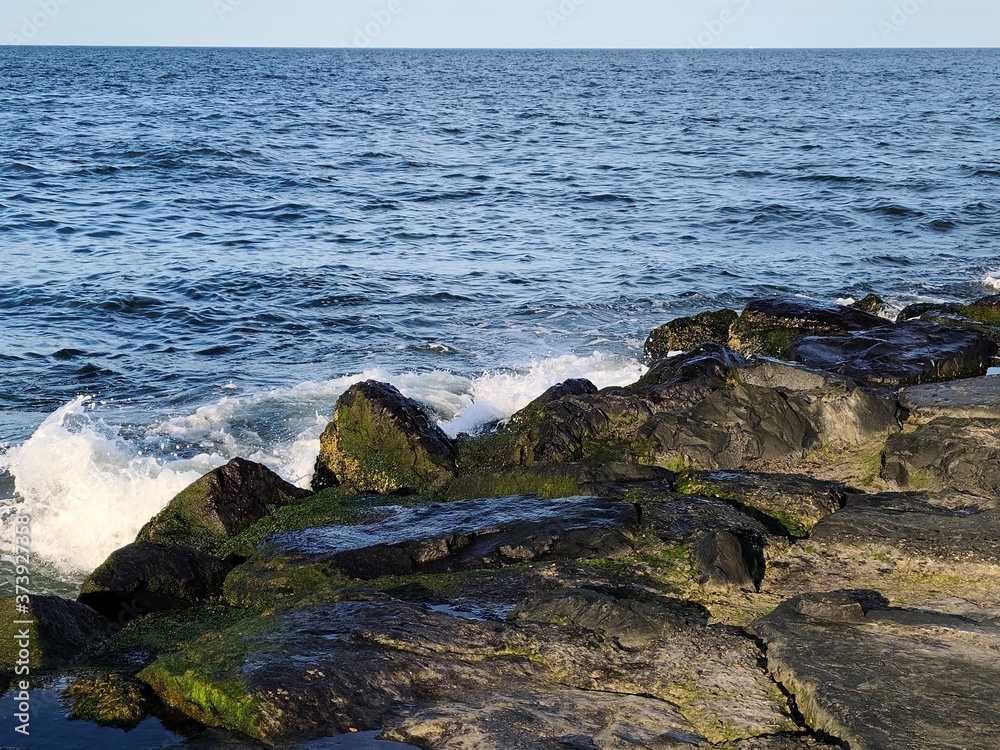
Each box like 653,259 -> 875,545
312,380 -> 457,495
644,309 -> 738,361
962,295 -> 1000,326
137,458 -> 310,555
65,674 -> 156,728
0,596 -> 109,672
851,294 -> 891,317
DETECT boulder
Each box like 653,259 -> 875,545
79,542 -> 232,621
850,294 -> 892,318
754,591 -> 1000,749
137,457 -> 310,554
883,417 -> 1000,496
901,295 -> 1000,326
312,381 -> 457,494
644,309 -> 738,360
676,471 -> 848,537
0,596 -> 109,671
786,320 -> 996,387
728,296 -> 883,357
900,375 -> 1000,421
643,495 -> 771,592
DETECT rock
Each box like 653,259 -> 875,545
643,495 -> 771,593
850,294 -> 892,318
141,594 -> 794,745
900,375 -> 1000,421
676,471 -> 847,537
787,320 -> 996,387
883,417 -> 1000,496
963,294 -> 1000,325
809,491 -> 1000,564
384,690 -> 705,749
897,301 -> 964,321
446,461 -> 674,502
64,674 -> 156,729
225,495 -> 639,604
137,458 -> 310,554
0,596 -> 109,671
312,380 -> 457,494
754,590 -> 1000,749
635,342 -> 746,388
644,309 -> 738,360
728,296 -> 883,357
79,542 -> 232,621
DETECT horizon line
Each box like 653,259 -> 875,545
2,44 -> 998,50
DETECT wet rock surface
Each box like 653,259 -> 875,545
755,591 -> 1000,750
729,296 -> 884,357
313,380 -> 458,494
884,417 -> 1000,496
141,592 -> 795,745
79,542 -> 232,620
0,596 -> 109,670
137,457 -> 310,554
900,375 -> 1000,421
786,320 -> 996,387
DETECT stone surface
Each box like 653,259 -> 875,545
312,380 -> 457,494
644,309 -> 738,361
141,593 -> 794,745
676,471 -> 847,537
225,495 -> 639,603
900,375 -> 1000,421
137,457 -> 310,554
810,491 -> 1000,564
729,296 -> 883,357
787,320 -> 996,387
79,541 -> 232,620
0,596 -> 109,671
883,418 -> 1000,496
754,590 -> 1000,749
850,294 -> 892,318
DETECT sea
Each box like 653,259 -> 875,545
1,47 -> 1000,600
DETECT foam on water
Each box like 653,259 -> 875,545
0,353 -> 644,582
984,272 -> 1000,291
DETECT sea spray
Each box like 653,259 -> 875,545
0,353 -> 645,587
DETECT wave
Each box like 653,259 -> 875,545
0,353 -> 645,581
984,272 -> 1000,291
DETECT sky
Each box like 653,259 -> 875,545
2,0 -> 997,48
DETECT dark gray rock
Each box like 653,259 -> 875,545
692,530 -> 761,591
729,296 -> 884,357
79,542 -> 232,620
883,417 -> 1000,497
227,495 -> 639,600
786,320 -> 996,387
754,590 -> 1000,749
312,380 -> 457,494
137,457 -> 310,554
0,596 -> 109,670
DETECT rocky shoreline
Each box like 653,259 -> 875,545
5,293 -> 1000,749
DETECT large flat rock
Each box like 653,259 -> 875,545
754,591 -> 1000,749
884,418 -> 1000,497
900,376 -> 1000,421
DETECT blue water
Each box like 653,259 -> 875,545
2,47 -> 999,440
1,47 -> 1000,585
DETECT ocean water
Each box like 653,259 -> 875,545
1,47 -> 1000,589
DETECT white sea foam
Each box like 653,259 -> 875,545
984,272 -> 1000,291
0,353 -> 645,579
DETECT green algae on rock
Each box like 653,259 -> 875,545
312,380 -> 457,495
0,596 -> 109,672
644,309 -> 738,361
